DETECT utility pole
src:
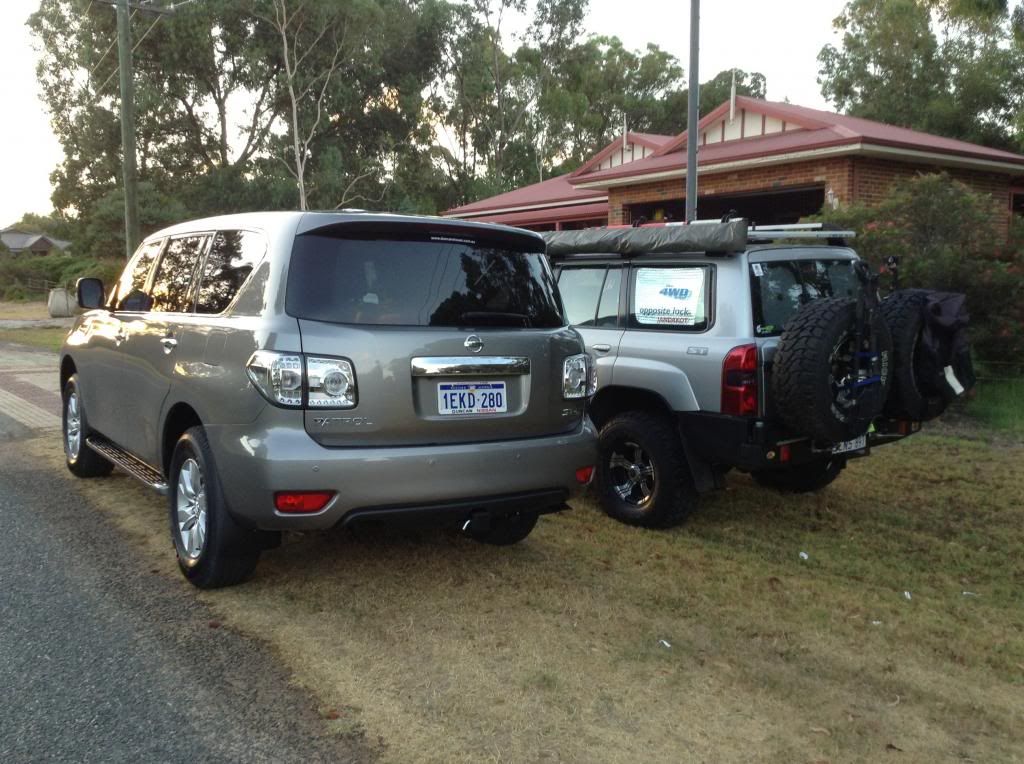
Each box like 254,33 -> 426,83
116,0 -> 139,259
685,0 -> 700,223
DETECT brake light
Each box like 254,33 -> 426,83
721,344 -> 759,416
275,491 -> 336,513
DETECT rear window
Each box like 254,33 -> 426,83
750,259 -> 859,336
286,235 -> 564,328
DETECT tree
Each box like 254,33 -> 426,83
818,0 -> 1024,151
257,0 -> 349,210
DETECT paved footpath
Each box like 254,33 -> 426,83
0,344 -> 62,440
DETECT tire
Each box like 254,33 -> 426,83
467,511 -> 539,546
62,376 -> 114,478
596,411 -> 697,528
752,458 -> 845,493
773,297 -> 893,443
168,426 -> 261,589
879,289 -> 947,421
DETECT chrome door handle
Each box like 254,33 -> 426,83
160,337 -> 178,353
592,344 -> 612,352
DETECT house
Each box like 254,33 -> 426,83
445,96 -> 1024,233
1,227 -> 72,255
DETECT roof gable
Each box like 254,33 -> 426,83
570,132 -> 675,178
653,96 -> 837,157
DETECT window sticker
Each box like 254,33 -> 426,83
634,267 -> 705,326
751,263 -> 764,277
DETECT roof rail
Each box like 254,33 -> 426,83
747,222 -> 856,241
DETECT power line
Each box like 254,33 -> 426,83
92,12 -> 158,98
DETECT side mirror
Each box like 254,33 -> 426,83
77,277 -> 106,310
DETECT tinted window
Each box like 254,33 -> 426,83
287,235 -> 564,328
558,267 -> 606,326
196,230 -> 266,314
150,236 -> 207,313
750,259 -> 858,336
595,268 -> 622,327
630,266 -> 709,331
112,240 -> 162,311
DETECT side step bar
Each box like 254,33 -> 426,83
86,436 -> 168,495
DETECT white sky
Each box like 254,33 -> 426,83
0,0 -> 848,225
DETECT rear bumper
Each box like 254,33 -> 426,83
679,412 -> 920,471
204,411 -> 597,531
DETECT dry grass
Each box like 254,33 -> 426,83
0,300 -> 50,320
30,431 -> 1024,763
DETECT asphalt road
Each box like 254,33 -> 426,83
0,397 -> 368,761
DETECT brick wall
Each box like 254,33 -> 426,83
852,157 -> 1012,235
606,154 -> 1014,234
607,157 -> 856,224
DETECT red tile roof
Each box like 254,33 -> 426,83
446,173 -> 604,217
574,97 -> 1024,186
457,201 -> 609,227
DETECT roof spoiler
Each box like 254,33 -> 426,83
542,220 -> 855,258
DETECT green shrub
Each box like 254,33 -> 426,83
810,173 -> 1024,366
0,254 -> 124,301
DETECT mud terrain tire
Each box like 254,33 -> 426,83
773,297 -> 892,443
879,289 -> 947,422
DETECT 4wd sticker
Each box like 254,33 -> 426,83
635,267 -> 705,326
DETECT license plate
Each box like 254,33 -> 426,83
437,381 -> 507,415
832,434 -> 867,454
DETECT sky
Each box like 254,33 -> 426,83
0,0 -> 849,226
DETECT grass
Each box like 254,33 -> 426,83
26,431 -> 1024,763
0,327 -> 68,353
0,300 -> 50,320
965,378 -> 1024,435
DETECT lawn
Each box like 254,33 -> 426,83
965,378 -> 1024,435
0,327 -> 69,352
0,300 -> 50,320
35,429 -> 1023,764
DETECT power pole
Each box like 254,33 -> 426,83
116,0 -> 139,259
685,0 -> 700,223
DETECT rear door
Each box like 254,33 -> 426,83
287,228 -> 584,447
556,262 -> 625,388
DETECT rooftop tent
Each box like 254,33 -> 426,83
542,219 -> 749,257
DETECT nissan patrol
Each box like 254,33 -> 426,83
61,212 -> 597,587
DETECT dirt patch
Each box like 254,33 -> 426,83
30,433 -> 1024,763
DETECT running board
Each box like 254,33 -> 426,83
86,436 -> 168,495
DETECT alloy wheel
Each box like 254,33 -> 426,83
65,392 -> 81,459
608,440 -> 656,506
176,457 -> 208,560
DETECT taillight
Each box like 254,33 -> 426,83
246,351 -> 357,409
562,354 -> 593,399
275,491 -> 335,513
721,343 -> 759,416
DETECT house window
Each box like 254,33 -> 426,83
1012,189 -> 1024,219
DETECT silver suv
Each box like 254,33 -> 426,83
548,220 -> 956,528
61,212 -> 596,587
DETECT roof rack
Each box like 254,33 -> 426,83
747,222 -> 856,241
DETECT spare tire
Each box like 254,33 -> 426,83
879,289 -> 947,422
772,297 -> 893,443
